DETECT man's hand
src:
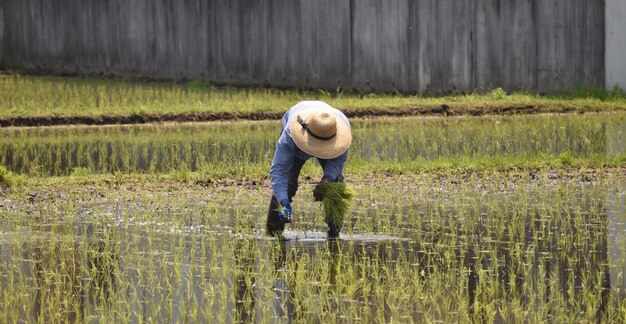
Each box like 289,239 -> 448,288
313,178 -> 329,201
278,199 -> 292,223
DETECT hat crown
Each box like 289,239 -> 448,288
289,104 -> 351,159
308,112 -> 337,139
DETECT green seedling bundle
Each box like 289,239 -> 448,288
317,182 -> 355,231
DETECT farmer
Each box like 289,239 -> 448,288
267,101 -> 352,237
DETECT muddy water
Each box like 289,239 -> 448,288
1,113 -> 624,175
1,175 -> 624,322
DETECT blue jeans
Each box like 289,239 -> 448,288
266,158 -> 343,235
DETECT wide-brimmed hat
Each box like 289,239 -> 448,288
289,109 -> 352,159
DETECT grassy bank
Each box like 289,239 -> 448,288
1,75 -> 625,121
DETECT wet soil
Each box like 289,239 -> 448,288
1,168 -> 623,211
0,104 -> 590,127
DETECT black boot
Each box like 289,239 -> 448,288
267,216 -> 285,237
266,196 -> 285,237
327,222 -> 341,239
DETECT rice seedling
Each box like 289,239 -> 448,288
317,182 -> 355,231
1,113 -> 624,177
0,111 -> 624,321
1,169 -> 624,321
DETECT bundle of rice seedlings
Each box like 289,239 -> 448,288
317,182 -> 355,232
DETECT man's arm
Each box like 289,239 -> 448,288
313,150 -> 348,201
270,132 -> 296,203
322,150 -> 348,182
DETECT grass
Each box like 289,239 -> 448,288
0,166 -> 12,187
1,75 -> 625,118
0,165 -> 22,187
561,85 -> 626,101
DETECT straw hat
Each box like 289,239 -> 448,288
289,109 -> 352,159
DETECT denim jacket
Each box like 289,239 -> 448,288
270,101 -> 350,203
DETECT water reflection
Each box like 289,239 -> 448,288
608,179 -> 626,295
234,239 -> 257,322
0,179 -> 624,321
1,220 -> 620,322
30,240 -> 84,322
270,241 -> 293,320
24,231 -> 121,323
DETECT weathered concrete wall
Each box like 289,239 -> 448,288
0,0 -> 4,62
606,0 -> 626,91
0,0 -> 606,93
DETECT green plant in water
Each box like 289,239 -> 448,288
317,182 -> 355,231
273,201 -> 288,216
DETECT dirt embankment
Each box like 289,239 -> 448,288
0,104 -> 585,127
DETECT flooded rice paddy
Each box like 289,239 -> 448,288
1,113 -> 625,322
1,113 -> 624,176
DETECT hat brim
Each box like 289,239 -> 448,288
289,109 -> 352,159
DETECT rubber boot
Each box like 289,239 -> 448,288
266,196 -> 285,237
327,222 -> 341,239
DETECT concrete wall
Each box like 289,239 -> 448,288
606,0 -> 626,91
0,0 -> 607,93
0,0 -> 4,63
